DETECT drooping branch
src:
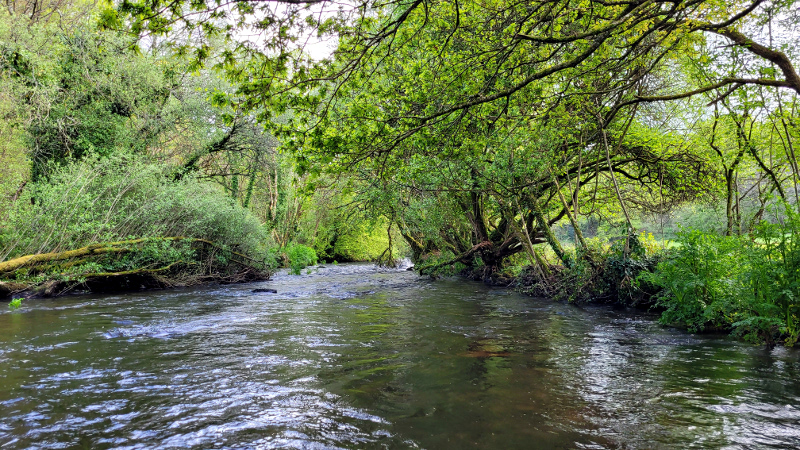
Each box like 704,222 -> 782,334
78,260 -> 189,279
616,78 -> 793,111
708,28 -> 800,95
418,240 -> 493,275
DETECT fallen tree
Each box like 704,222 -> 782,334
0,237 -> 273,299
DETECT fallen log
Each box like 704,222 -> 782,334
76,260 -> 187,279
0,237 -> 263,275
0,237 -> 188,274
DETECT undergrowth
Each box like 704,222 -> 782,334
642,205 -> 800,346
286,243 -> 318,275
518,232 -> 664,305
0,153 -> 277,292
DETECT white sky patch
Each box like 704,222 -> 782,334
230,1 -> 351,61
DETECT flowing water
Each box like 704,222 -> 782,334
1,263 -> 800,449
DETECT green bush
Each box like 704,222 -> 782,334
0,153 -> 277,280
641,230 -> 747,332
642,208 -> 800,346
286,243 -> 318,275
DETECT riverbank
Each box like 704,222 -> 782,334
450,228 -> 800,348
0,267 -> 271,300
6,228 -> 799,349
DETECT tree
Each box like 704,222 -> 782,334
112,0 -> 799,276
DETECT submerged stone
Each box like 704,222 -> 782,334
252,288 -> 277,294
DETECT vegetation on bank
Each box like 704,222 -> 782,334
3,0 -> 800,347
0,6 -> 402,299
0,154 -> 275,297
417,212 -> 800,347
514,216 -> 800,347
644,207 -> 800,347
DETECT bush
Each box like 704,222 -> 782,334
642,207 -> 800,346
286,243 -> 318,275
640,230 -> 747,332
0,153 -> 277,284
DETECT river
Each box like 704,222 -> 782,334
1,263 -> 799,449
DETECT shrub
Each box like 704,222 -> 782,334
0,153 -> 277,284
640,230 -> 748,332
641,207 -> 800,346
286,243 -> 318,275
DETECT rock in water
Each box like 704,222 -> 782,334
252,288 -> 277,294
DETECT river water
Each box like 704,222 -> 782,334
1,263 -> 799,449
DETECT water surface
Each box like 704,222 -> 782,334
1,263 -> 799,448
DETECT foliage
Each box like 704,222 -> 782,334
0,153 -> 276,285
1,0 -> 799,334
0,11 -> 181,181
642,207 -> 800,346
333,219 -> 404,263
0,4 -> 312,293
640,230 -> 747,332
519,232 -> 664,304
109,0 -> 800,288
290,180 -> 407,263
286,243 -> 317,275
108,0 -> 797,285
2,153 -> 268,258
8,298 -> 21,309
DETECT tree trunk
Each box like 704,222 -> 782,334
531,197 -> 570,268
551,173 -> 590,252
725,169 -> 736,236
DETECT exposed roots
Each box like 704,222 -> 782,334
516,265 -> 564,298
516,253 -> 659,305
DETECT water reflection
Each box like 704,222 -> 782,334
0,263 -> 799,449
